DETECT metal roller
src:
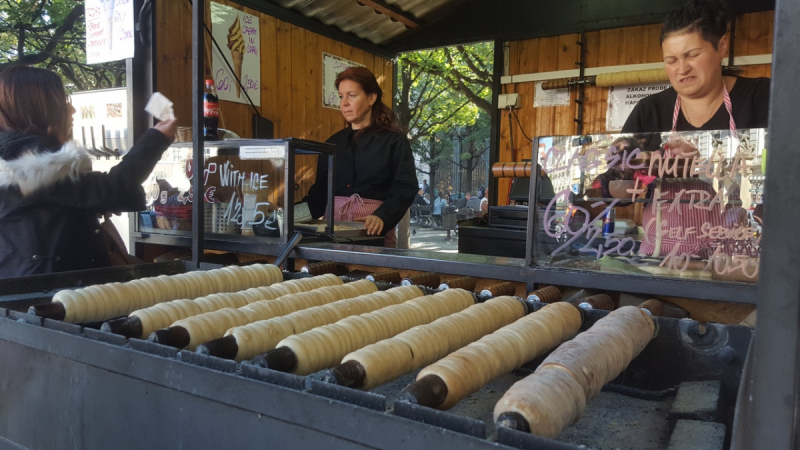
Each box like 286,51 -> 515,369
300,261 -> 347,276
401,273 -> 441,288
365,270 -> 402,284
526,286 -> 561,303
639,299 -> 665,317
480,282 -> 516,298
438,276 -> 478,291
491,162 -> 532,178
578,294 -> 614,311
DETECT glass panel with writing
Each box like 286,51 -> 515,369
534,129 -> 765,284
137,145 -> 286,238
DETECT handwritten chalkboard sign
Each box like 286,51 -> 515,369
322,53 -> 364,109
85,0 -> 135,64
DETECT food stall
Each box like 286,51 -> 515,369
0,0 -> 796,448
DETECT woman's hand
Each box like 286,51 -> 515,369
154,118 -> 178,142
355,215 -> 384,235
665,138 -> 699,158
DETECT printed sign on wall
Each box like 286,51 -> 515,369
85,0 -> 135,64
534,81 -> 570,108
606,82 -> 670,131
211,2 -> 261,106
322,53 -> 364,109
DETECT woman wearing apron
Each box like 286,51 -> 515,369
304,67 -> 418,248
621,0 -> 770,258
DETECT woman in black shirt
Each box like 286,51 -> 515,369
305,67 -> 417,247
622,0 -> 769,134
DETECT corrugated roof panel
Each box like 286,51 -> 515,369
269,0 -> 461,45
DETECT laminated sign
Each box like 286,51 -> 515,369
211,2 -> 261,106
606,83 -> 670,131
85,0 -> 135,64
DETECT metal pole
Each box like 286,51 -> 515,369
191,0 -> 205,267
489,39 -> 503,208
573,32 -> 585,135
741,1 -> 800,448
524,162 -> 539,269
126,0 -> 155,256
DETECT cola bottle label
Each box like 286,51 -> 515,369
204,101 -> 220,117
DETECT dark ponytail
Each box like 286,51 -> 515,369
660,0 -> 729,49
335,67 -> 402,143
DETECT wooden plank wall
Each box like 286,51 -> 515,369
154,0 -> 393,196
498,11 -> 774,205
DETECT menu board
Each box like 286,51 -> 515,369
85,0 -> 135,64
534,129 -> 766,283
211,2 -> 261,106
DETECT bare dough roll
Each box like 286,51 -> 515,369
345,296 -> 525,390
173,279 -> 377,350
228,285 -> 424,361
54,263 -> 283,323
418,302 -> 581,410
278,289 -> 475,375
492,306 -> 654,439
129,274 -> 342,338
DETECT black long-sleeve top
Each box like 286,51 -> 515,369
305,127 -> 418,234
622,76 -> 770,133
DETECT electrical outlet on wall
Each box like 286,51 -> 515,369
497,93 -> 520,109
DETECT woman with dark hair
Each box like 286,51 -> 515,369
305,67 -> 417,247
622,0 -> 770,133
0,66 -> 177,277
620,0 -> 764,258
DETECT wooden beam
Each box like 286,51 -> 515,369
357,0 -> 422,29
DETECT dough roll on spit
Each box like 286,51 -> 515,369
128,274 -> 342,338
220,285 -> 425,361
493,306 -> 655,439
276,289 -> 476,375
167,279 -> 377,350
344,296 -> 526,391
51,264 -> 283,323
413,302 -> 582,410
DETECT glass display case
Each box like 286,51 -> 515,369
133,138 -> 335,252
529,129 -> 766,284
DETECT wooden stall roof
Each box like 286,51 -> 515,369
236,0 -> 775,56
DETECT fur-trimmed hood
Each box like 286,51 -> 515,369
0,131 -> 92,196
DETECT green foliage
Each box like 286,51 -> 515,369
396,42 -> 493,189
0,0 -> 124,91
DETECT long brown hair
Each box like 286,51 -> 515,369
0,66 -> 71,144
335,67 -> 401,142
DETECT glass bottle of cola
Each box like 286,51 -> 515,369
203,79 -> 219,140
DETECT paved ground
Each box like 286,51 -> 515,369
407,224 -> 459,253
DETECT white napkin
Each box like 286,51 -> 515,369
145,92 -> 175,121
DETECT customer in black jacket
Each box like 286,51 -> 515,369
0,66 -> 177,278
305,67 -> 417,247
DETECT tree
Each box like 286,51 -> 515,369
395,42 -> 493,193
0,0 -> 124,91
454,110 -> 491,194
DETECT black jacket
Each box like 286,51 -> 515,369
305,127 -> 418,233
0,129 -> 171,278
